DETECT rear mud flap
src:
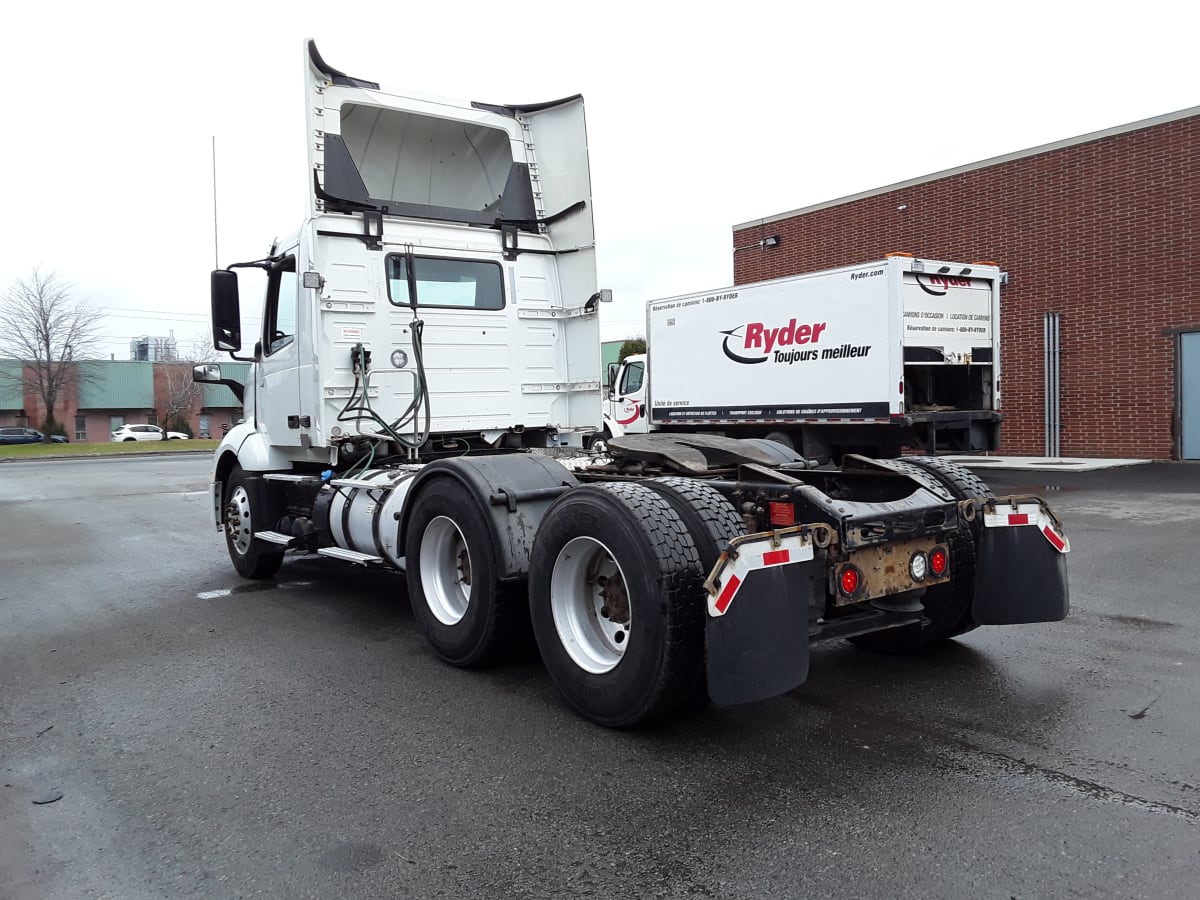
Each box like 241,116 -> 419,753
705,564 -> 819,706
972,526 -> 1069,624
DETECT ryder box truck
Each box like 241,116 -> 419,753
601,255 -> 1003,462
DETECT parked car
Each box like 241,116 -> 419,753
110,424 -> 188,442
0,427 -> 69,445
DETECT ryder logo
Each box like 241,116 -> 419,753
915,274 -> 974,296
721,319 -> 828,365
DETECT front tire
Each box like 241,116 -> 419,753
404,478 -> 519,667
528,483 -> 705,727
223,464 -> 284,579
584,425 -> 612,454
762,430 -> 795,451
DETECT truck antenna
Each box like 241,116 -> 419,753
212,135 -> 220,268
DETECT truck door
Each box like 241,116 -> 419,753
612,359 -> 649,434
256,253 -> 304,447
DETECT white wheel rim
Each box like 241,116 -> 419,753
550,536 -> 630,674
420,516 -> 472,625
225,485 -> 253,556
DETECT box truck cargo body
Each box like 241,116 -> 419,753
604,256 -> 1002,460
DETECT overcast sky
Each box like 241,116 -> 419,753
2,1 -> 1195,358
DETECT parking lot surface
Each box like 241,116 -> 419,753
1,456 -> 1197,898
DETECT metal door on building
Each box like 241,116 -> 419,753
1181,332 -> 1200,459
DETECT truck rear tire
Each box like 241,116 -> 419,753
762,430 -> 795,451
643,478 -> 746,706
405,478 -> 519,667
223,464 -> 285,579
848,456 -> 993,653
528,483 -> 705,727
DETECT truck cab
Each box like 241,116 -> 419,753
200,40 -> 605,467
603,353 -> 650,438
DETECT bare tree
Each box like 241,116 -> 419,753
157,332 -> 216,439
0,270 -> 105,440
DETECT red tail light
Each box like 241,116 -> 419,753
929,546 -> 949,576
838,564 -> 862,597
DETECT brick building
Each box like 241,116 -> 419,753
732,106 -> 1200,460
0,359 -> 247,441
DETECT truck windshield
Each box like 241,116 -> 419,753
386,255 -> 505,310
620,362 -> 644,394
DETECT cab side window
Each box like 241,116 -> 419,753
264,255 -> 298,355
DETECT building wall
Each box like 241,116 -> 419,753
733,112 -> 1200,459
3,359 -> 244,441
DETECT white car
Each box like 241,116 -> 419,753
111,424 -> 189,442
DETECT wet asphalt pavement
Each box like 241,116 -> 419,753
1,456 -> 1197,899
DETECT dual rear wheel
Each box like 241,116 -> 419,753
405,477 -> 745,727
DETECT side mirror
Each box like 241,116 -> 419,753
192,363 -> 221,383
191,360 -> 245,404
607,362 -> 619,388
211,270 -> 242,352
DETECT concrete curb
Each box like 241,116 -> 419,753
939,456 -> 1154,472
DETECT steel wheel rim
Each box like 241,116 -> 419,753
420,516 -> 472,625
225,485 -> 253,556
550,536 -> 631,674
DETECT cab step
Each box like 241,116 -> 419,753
255,530 -> 296,546
317,547 -> 383,565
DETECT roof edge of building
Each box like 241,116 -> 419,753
733,104 -> 1200,231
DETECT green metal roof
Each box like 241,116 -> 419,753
202,362 -> 251,408
0,359 -> 23,410
77,360 -> 154,409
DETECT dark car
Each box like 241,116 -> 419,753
0,427 -> 69,445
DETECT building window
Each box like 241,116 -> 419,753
147,413 -> 159,427
110,415 -> 124,433
75,415 -> 87,442
16,414 -> 29,427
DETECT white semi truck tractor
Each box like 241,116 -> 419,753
195,41 -> 1070,727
